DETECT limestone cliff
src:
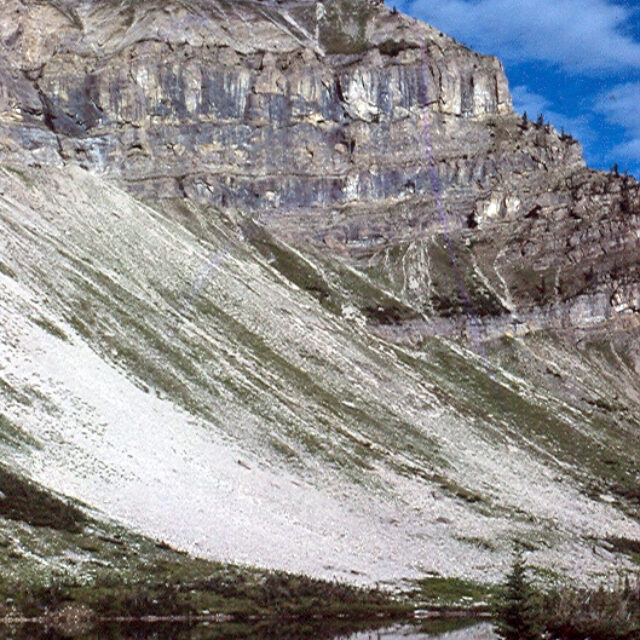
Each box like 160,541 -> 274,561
2,0 -> 638,344
0,0 -> 638,342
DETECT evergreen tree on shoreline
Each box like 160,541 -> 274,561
495,546 -> 541,640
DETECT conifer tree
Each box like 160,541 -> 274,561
495,547 -> 541,640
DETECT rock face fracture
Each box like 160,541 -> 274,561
1,0 -> 640,588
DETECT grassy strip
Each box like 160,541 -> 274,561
11,571 -> 408,621
0,565 -> 411,639
0,465 -> 84,533
31,316 -> 69,342
410,576 -> 497,612
0,415 -> 39,449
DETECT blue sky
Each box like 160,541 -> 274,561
397,0 -> 640,177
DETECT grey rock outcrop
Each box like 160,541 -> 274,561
0,0 -> 638,342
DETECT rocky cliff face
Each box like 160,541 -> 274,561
2,0 -> 640,588
5,0 -> 634,343
0,0 -> 510,181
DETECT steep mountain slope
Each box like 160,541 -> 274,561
2,163 -> 640,587
1,0 -> 640,591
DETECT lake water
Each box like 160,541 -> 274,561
5,619 -> 496,639
340,621 -> 496,638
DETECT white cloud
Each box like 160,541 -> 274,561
511,86 -> 550,117
595,82 -> 640,164
512,85 -> 594,144
595,82 -> 640,133
611,138 -> 640,162
402,0 -> 640,74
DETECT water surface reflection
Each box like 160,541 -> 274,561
341,621 -> 496,638
6,619 -> 496,639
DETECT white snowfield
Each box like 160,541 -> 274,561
0,164 -> 638,586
